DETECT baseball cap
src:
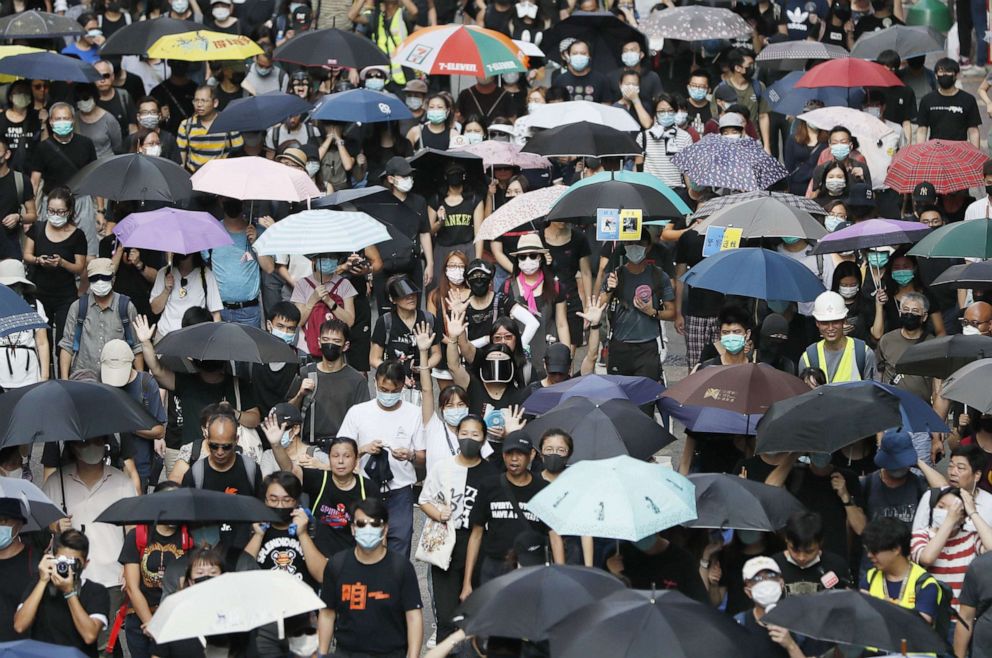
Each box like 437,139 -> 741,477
545,342 -> 571,374
760,313 -> 789,342
874,430 -> 918,470
502,430 -> 534,454
271,402 -> 302,427
0,259 -> 34,290
100,339 -> 134,387
742,556 -> 782,581
403,79 -> 428,94
466,259 -> 494,278
0,498 -> 26,523
912,181 -> 937,206
514,530 -> 549,567
382,155 -> 414,178
719,112 -> 746,130
87,258 -> 114,278
845,182 -> 876,209
714,85 -> 739,104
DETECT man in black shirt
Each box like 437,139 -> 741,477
853,0 -> 903,39
610,531 -> 709,603
455,76 -> 520,123
876,51 -> 918,143
0,498 -> 37,642
150,61 -> 197,134
552,39 -> 610,103
773,511 -> 851,596
916,57 -> 982,146
94,59 -> 136,139
374,157 -> 432,313
0,136 -> 36,261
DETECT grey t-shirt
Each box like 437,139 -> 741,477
607,265 -> 675,343
297,365 -> 371,441
959,552 -> 992,658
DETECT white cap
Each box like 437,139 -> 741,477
0,259 -> 34,290
100,339 -> 134,387
742,556 -> 781,581
812,290 -> 847,322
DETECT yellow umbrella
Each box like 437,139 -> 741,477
0,45 -> 45,83
146,30 -> 262,61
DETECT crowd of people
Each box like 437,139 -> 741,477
0,0 -> 991,657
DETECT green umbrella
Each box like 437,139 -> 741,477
567,171 -> 691,215
906,0 -> 952,33
908,218 -> 992,259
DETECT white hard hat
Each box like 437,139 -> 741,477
812,291 -> 847,322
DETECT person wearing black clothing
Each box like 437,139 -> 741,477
150,62 -> 197,134
0,81 -> 43,174
609,531 -> 709,603
369,275 -> 442,389
756,313 -> 798,375
456,77 -> 520,123
608,40 -> 664,105
876,50 -> 918,140
544,220 -> 592,348
0,499 -> 37,642
482,0 -> 514,35
916,57 -> 982,146
783,457 -> 866,561
429,163 -> 483,284
30,106 -> 98,197
673,218 -> 725,368
773,511 -> 852,596
250,302 -> 303,424
0,136 -> 36,261
552,40 -> 610,103
733,556 -> 818,658
853,0 -> 903,39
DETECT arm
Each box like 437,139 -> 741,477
490,240 -> 514,274
399,0 -> 418,19
317,608 -> 336,655
415,322 -> 436,426
831,472 -> 866,535
954,604 -> 975,658
369,342 -> 385,370
35,328 -> 49,381
508,304 -> 539,350
549,531 -> 566,564
554,301 -> 570,353
678,434 -> 694,475
764,454 -> 797,487
445,309 -> 471,389
917,459 -> 948,488
347,0 -> 368,24
759,113 -> 771,154
332,296 -> 356,327
244,523 -> 265,559
631,97 -> 653,131
969,126 -> 980,149
61,253 -> 86,276
58,344 -> 72,380
135,315 -> 175,391
460,525 -> 484,601
915,125 -> 928,144
578,256 -> 592,311
149,268 -> 174,316
580,536 -> 594,567
472,202 -> 484,259
578,296 -> 605,375
420,232 -> 433,287
961,489 -> 992,552
124,563 -> 154,625
405,608 -> 424,658
915,503 -> 963,566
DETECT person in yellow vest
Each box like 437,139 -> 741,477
800,291 -> 876,383
861,517 -> 942,624
348,0 -> 419,86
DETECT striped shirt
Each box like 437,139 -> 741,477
638,126 -> 692,188
911,526 -> 984,609
176,116 -> 243,173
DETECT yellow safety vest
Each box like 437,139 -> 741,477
809,337 -> 862,383
373,8 -> 407,85
866,563 -> 938,611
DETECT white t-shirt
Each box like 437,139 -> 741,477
149,266 -> 223,339
0,298 -> 47,389
275,254 -> 313,292
338,398 -> 425,489
423,414 -> 494,475
912,487 -> 992,533
964,197 -> 992,222
777,243 -> 835,317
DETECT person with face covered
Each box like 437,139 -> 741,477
875,292 -> 938,406
456,260 -> 538,361
429,166 -> 484,283
712,48 -> 771,152
734,557 -> 815,658
859,431 -> 931,540
916,57 -> 982,147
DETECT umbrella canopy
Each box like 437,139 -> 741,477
798,106 -> 895,143
523,374 -> 663,415
313,185 -> 391,208
756,382 -> 903,455
884,139 -> 988,194
522,397 -> 675,463
796,58 -> 904,87
522,121 -> 641,158
0,380 -> 157,448
0,52 -> 100,83
527,455 -> 696,540
0,477 -> 66,532
409,147 -> 485,196
519,100 -> 640,132
0,11 -> 83,39
540,11 -> 647,69
931,260 -> 992,289
940,358 -> 992,413
67,154 -> 192,203
211,92 -> 312,134
690,191 -> 826,220
96,487 -> 280,525
690,197 -> 827,240
851,24 -> 945,60
310,88 -> 412,124
658,397 -> 762,435
113,207 -> 233,255
687,473 -> 806,531
755,41 -> 847,70
811,218 -> 931,255
0,284 -> 47,339
894,334 -> 992,378
766,70 -> 864,116
393,24 -> 526,76
639,5 -> 752,40
251,209 -> 390,256
99,16 -> 201,56
455,565 -> 625,640
547,180 -> 688,223
453,140 -> 551,169
570,171 -> 690,214
907,0 -> 953,31
146,571 -> 325,644
273,27 -> 389,68
908,218 -> 992,259
0,640 -> 87,658
762,589 -> 948,654
475,185 -> 568,240
191,156 -> 320,202
672,134 -> 788,192
146,31 -> 263,61
155,322 -> 297,364
680,248 -> 826,302
826,381 -> 948,433
660,363 -> 810,415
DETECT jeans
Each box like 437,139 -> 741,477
221,303 -> 262,328
382,485 -> 414,557
125,613 -> 155,658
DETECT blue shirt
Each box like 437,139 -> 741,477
61,42 -> 100,64
204,227 -> 261,303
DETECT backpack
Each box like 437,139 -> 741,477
802,338 -> 867,379
302,278 -> 347,357
269,120 -> 319,151
71,292 -> 136,354
191,453 -> 258,492
867,567 -> 954,641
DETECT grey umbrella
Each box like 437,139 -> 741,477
940,358 -> 992,413
690,197 -> 828,240
0,477 -> 67,532
851,25 -> 944,60
640,6 -> 752,41
756,41 -> 848,71
690,191 -> 827,220
0,10 -> 84,38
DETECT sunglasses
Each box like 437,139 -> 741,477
100,73 -> 113,80
207,442 -> 235,452
353,519 -> 384,528
88,274 -> 112,283
518,253 -> 542,261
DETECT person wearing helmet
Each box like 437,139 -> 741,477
799,291 -> 877,382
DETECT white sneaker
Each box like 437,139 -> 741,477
962,64 -> 987,76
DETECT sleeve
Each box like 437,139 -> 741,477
658,271 -> 675,302
574,231 -> 591,259
352,377 -> 371,405
400,559 -> 423,612
289,278 -> 311,304
319,559 -> 338,608
915,97 -> 931,127
337,407 -> 359,442
71,230 -> 88,256
80,583 -> 110,628
119,528 -> 139,565
910,529 -> 932,561
757,83 -> 770,115
371,316 -> 386,347
175,120 -> 189,150
958,562 -> 982,607
914,577 -> 940,620
468,481 -> 491,528
967,95 -> 982,128
57,300 -> 79,353
203,268 -> 223,312
107,117 -> 123,154
410,415 -> 426,451
180,467 -> 195,488
236,378 -> 258,411
144,376 -> 168,424
846,471 -> 864,506
335,277 -> 358,299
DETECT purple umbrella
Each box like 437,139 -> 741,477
657,397 -> 761,435
113,208 -> 234,255
811,218 -> 931,255
523,374 -> 664,415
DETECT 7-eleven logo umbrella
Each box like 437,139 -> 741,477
393,25 -> 527,77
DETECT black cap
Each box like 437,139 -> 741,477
466,259 -> 494,278
714,85 -> 738,103
387,275 -> 420,299
545,343 -> 571,374
271,402 -> 302,426
845,182 -> 875,209
382,156 -> 414,178
513,530 -> 549,567
502,430 -> 534,454
913,181 -> 937,206
0,498 -> 26,523
760,313 -> 789,341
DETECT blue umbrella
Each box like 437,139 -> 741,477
0,639 -> 87,658
0,284 -> 46,339
211,91 -> 313,133
679,247 -> 826,302
671,134 -> 788,192
523,374 -> 664,414
0,51 -> 100,83
310,88 -> 412,124
833,381 -> 949,433
765,70 -> 865,116
657,397 -> 762,435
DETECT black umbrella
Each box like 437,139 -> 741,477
931,260 -> 992,289
211,92 -> 313,134
67,153 -> 192,203
546,180 -> 687,223
523,397 -> 675,463
409,147 -> 485,198
155,322 -> 297,364
755,383 -> 902,455
522,122 -> 641,158
0,380 -> 157,448
894,334 -> 992,378
0,10 -> 84,38
96,488 -> 280,525
455,565 -> 625,640
762,589 -> 948,654
686,473 -> 806,531
540,11 -> 648,71
312,185 -> 391,209
343,197 -> 419,259
99,16 -> 201,56
274,28 -> 389,68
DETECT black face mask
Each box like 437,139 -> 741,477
985,184 -> 992,197
468,276 -> 491,297
321,343 -> 342,362
446,172 -> 464,187
271,507 -> 295,523
870,0 -> 886,9
899,312 -> 923,331
193,359 -> 224,373
742,65 -> 755,79
833,4 -> 851,19
937,74 -> 956,89
191,575 -> 214,585
542,454 -> 567,473
459,438 -> 483,459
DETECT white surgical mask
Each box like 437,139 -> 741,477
212,6 -> 231,20
825,178 -> 846,194
171,0 -> 189,11
528,102 -> 544,114
519,257 -> 541,275
838,285 -> 859,299
306,161 -> 321,177
621,51 -> 640,67
90,281 -> 113,297
465,132 -> 484,145
394,176 -> 413,193
47,214 -> 68,228
446,267 -> 465,284
825,215 -> 845,232
143,144 -> 162,157
963,325 -> 982,336
751,580 -> 783,608
931,508 -> 948,527
76,98 -> 95,113
365,77 -> 386,91
405,96 -> 423,111
515,1 -> 538,18
75,443 -> 106,465
10,93 -> 30,109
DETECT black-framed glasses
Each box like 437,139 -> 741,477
354,518 -> 384,528
518,253 -> 541,261
207,442 -> 235,452
960,318 -> 991,328
100,73 -> 113,80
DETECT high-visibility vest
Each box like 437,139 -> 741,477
801,337 -> 866,383
373,8 -> 407,85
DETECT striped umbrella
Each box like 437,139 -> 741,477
393,25 -> 526,77
475,185 -> 567,241
251,209 -> 391,256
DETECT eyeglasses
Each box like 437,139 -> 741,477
353,518 -> 384,528
960,318 -> 991,328
542,447 -> 569,456
518,253 -> 542,261
207,442 -> 235,452
47,207 -> 71,217
265,496 -> 295,506
99,73 -> 113,80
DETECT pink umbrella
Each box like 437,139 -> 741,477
455,140 -> 551,170
190,156 -> 320,202
476,185 -> 567,241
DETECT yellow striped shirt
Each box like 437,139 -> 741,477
176,117 -> 244,173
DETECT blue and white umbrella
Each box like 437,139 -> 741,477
0,284 -> 46,339
672,134 -> 788,192
251,209 -> 391,256
679,247 -> 826,302
310,88 -> 412,124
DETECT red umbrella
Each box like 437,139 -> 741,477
794,58 -> 903,88
660,362 -> 810,415
883,139 -> 988,194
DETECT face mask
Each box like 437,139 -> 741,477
830,143 -> 851,160
10,93 -> 30,110
468,277 -> 491,296
864,106 -> 882,119
90,280 -> 113,297
355,525 -> 384,550
931,508 -> 948,527
76,443 -> 105,465
137,113 -> 160,130
688,87 -> 707,102
808,452 -> 832,468
519,257 -> 541,275
171,0 -> 189,11
427,109 -> 447,124
394,176 -> 414,192
458,437 -> 483,458
270,506 -> 294,523
192,525 -> 221,546
0,525 -> 16,549
51,120 -> 73,136
891,269 -> 915,286
306,161 -> 320,178
866,251 -> 889,268
444,407 -> 469,427
569,54 -> 590,72
674,110 -> 687,126
963,324 -> 982,336
838,285 -> 859,299
272,328 -> 297,345
516,1 -> 538,17
528,102 -> 544,114
191,574 -> 214,584
256,65 -> 273,78
899,312 -> 923,331
76,98 -> 95,113
625,244 -> 646,264
212,6 -> 231,20
87,29 -> 103,39
621,51 -> 640,67
825,215 -> 845,232
737,529 -> 763,544
542,453 -> 567,473
886,467 -> 909,479
723,133 -> 742,140
781,236 -> 801,245
936,74 -> 956,89
985,184 -> 992,198
634,533 -> 657,551
365,77 -> 386,91
826,178 -> 847,195
742,65 -> 755,79
620,84 -> 639,98
502,72 -> 520,85
751,580 -> 783,608
465,132 -> 484,145
320,342 -> 342,362
317,258 -> 338,275
446,267 -> 465,284
143,144 -> 162,157
405,96 -> 423,111
377,389 -> 402,408
720,334 -> 746,354
445,172 -> 463,187
656,112 -> 675,127
480,351 -> 515,384
48,214 -> 68,228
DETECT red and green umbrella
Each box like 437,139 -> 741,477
393,25 -> 526,77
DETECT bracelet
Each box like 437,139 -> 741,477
64,590 -> 78,600
589,323 -> 601,329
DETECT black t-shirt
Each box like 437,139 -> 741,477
618,541 -> 710,603
30,134 -> 97,194
320,550 -> 422,654
255,524 -> 317,591
959,552 -> 992,658
861,470 -> 927,527
733,454 -> 779,483
458,459 -> 500,531
853,12 -> 903,39
249,361 -> 298,428
0,544 -> 37,641
552,70 -> 611,103
151,79 -> 197,134
302,470 -> 379,557
466,375 -> 528,417
786,466 -> 863,559
434,193 -> 480,246
172,372 -> 257,445
181,454 -> 262,548
95,89 -> 135,139
0,111 -> 42,171
118,526 -> 188,608
0,168 -> 33,260
882,85 -> 918,125
917,89 -> 982,141
546,230 -> 591,299
456,86 -> 519,122
465,292 -> 514,343
469,473 -> 549,560
371,310 -> 439,382
27,224 -> 87,302
675,225 -> 724,318
773,549 -> 851,596
98,238 -> 164,319
20,577 -> 109,657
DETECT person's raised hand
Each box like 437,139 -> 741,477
503,405 -> 526,434
261,411 -> 287,447
134,315 -> 156,343
576,294 -> 606,327
446,308 -> 467,339
413,321 -> 435,352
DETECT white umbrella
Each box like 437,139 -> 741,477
0,476 -> 66,531
518,100 -> 640,132
797,106 -> 895,143
147,571 -> 325,644
251,209 -> 391,256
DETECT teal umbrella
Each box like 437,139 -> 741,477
908,218 -> 992,259
566,170 -> 691,215
526,455 -> 696,540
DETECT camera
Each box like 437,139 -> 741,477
54,555 -> 79,578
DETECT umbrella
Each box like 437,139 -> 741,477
687,473 -> 806,531
690,191 -> 826,220
639,6 -> 752,41
455,565 -> 625,640
547,180 -> 688,223
811,218 -> 931,255
766,70 -> 865,116
251,209 -> 391,256
454,140 -> 551,169
798,106 -> 895,144
191,156 -> 320,202
475,185 -> 568,241
690,197 -> 827,240
522,122 -> 641,158
540,11 -> 647,70
679,248 -> 826,302
113,208 -> 233,255
146,30 -> 263,61
0,380 -> 157,449
851,24 -> 945,60
940,358 -> 992,412
831,381 -> 948,433
522,374 -> 664,415
660,363 -> 810,415
907,0 -> 953,31
310,88 -> 412,124
762,589 -> 948,654
657,397 -> 762,435
755,382 -> 903,455
931,260 -> 992,289
671,134 -> 788,192
312,185 -> 391,208
894,334 -> 992,378
393,24 -> 526,76
522,397 -> 675,463
755,41 -> 847,70
0,477 -> 66,532
0,284 -> 47,339
0,640 -> 87,658
518,100 -> 641,132
211,92 -> 312,134
570,171 -> 690,214
154,322 -> 297,364
67,154 -> 192,203
409,147 -> 484,196
909,218 -> 992,259
146,571 -> 325,644
95,487 -> 280,525
883,139 -> 988,194
527,455 -> 696,540
0,52 -> 100,83
273,27 -> 389,68
99,16 -> 201,56
795,58 -> 904,88
0,11 -> 83,39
